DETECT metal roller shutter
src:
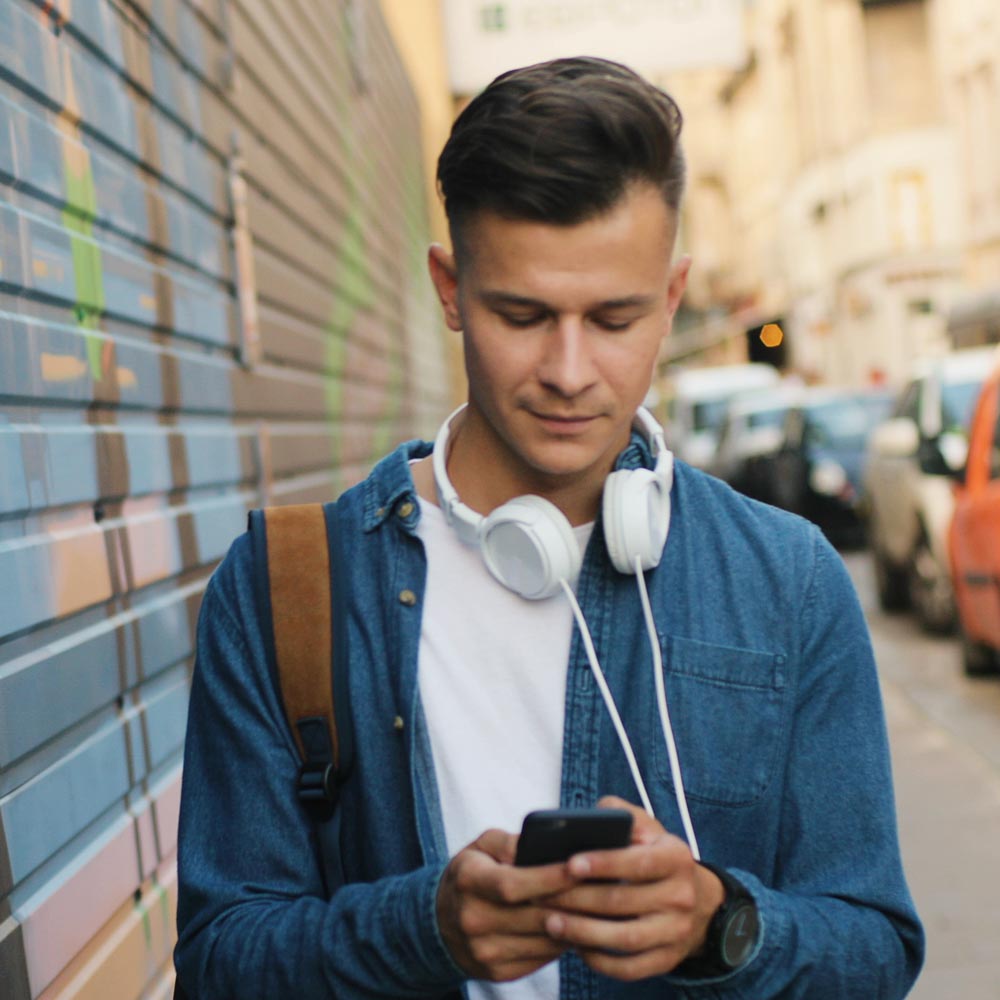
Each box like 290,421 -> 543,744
0,1 -> 449,996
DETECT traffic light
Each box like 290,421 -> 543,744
746,320 -> 787,368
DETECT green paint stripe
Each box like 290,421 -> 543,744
62,154 -> 107,380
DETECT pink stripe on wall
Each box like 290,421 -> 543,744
19,817 -> 138,996
17,766 -> 182,997
134,801 -> 159,881
152,770 -> 182,860
37,861 -> 178,1000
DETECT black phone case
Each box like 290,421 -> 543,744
514,808 -> 633,866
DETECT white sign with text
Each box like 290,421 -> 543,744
444,0 -> 747,92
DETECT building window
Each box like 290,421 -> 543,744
890,171 -> 932,250
960,64 -> 1000,229
862,0 -> 936,133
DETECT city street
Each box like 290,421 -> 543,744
843,552 -> 1000,999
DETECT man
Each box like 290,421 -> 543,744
175,57 -> 923,997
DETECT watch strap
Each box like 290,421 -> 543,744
673,861 -> 759,979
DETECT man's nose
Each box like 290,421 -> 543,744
537,319 -> 597,398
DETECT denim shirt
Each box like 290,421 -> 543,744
175,436 -> 924,999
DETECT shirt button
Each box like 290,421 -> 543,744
397,500 -> 415,518
399,589 -> 417,606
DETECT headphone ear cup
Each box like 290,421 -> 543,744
480,496 -> 582,600
602,468 -> 670,574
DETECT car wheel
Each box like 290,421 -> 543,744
873,544 -> 909,611
908,532 -> 956,634
961,625 -> 999,677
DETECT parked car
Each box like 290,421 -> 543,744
761,387 -> 894,546
662,362 -> 782,469
864,346 -> 995,633
708,384 -> 803,503
949,347 -> 1000,675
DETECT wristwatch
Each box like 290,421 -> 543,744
676,861 -> 760,978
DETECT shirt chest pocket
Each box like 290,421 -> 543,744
649,635 -> 787,807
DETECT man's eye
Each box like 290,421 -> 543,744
500,313 -> 543,328
594,317 -> 633,332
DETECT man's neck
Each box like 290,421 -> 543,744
411,447 -> 605,527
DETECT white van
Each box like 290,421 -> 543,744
662,362 -> 783,469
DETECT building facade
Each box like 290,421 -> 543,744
663,0 -> 982,386
933,0 -> 1000,346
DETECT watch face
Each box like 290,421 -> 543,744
721,900 -> 759,968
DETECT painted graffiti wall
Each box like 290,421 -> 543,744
0,1 -> 451,997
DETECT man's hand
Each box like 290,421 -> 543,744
437,828 -> 580,982
540,796 -> 725,982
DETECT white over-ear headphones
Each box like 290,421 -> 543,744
432,404 -> 674,600
432,403 -> 700,860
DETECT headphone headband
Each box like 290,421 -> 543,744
431,405 -> 484,545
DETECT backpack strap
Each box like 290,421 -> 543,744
248,502 -> 349,822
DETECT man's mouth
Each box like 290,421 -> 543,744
530,411 -> 599,430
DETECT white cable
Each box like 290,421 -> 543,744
634,555 -> 700,861
559,578 -> 655,817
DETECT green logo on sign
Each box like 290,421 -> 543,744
481,4 -> 507,31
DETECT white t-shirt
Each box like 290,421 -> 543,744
415,496 -> 594,1000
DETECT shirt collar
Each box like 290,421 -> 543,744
362,438 -> 431,532
614,430 -> 655,473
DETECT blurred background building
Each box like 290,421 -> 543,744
0,2 -> 997,999
663,0 -> 1000,385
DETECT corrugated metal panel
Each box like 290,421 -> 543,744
0,0 -> 450,996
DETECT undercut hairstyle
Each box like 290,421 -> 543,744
436,56 -> 685,255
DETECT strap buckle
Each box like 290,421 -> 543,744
297,761 -> 336,822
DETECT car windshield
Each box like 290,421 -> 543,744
859,392 -> 895,425
692,398 -> 731,433
746,408 -> 788,429
805,398 -> 881,449
941,379 -> 985,431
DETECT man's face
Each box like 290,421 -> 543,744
428,183 -> 689,505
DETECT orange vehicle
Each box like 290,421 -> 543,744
950,347 -> 1000,675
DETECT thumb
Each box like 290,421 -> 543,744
475,827 -> 519,864
596,795 -> 665,844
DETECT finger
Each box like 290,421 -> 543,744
565,836 -> 694,885
451,851 -> 581,910
545,909 -> 695,957
596,796 -> 665,845
467,931 -> 567,970
458,894 -> 567,938
476,859 -> 582,907
475,828 -> 519,863
440,851 -> 574,978
544,875 -> 696,918
577,944 -> 683,982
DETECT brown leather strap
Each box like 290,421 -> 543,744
263,503 -> 337,768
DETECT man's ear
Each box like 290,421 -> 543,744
666,255 -> 692,318
428,244 -> 462,332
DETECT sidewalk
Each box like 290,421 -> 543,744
882,679 -> 1000,999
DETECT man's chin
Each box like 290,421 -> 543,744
517,446 -> 607,486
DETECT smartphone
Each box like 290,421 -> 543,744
514,807 -> 633,866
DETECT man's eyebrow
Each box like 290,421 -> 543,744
591,294 -> 658,310
479,291 -> 546,309
478,291 -> 657,310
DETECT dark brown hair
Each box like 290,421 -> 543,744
437,56 -> 685,251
